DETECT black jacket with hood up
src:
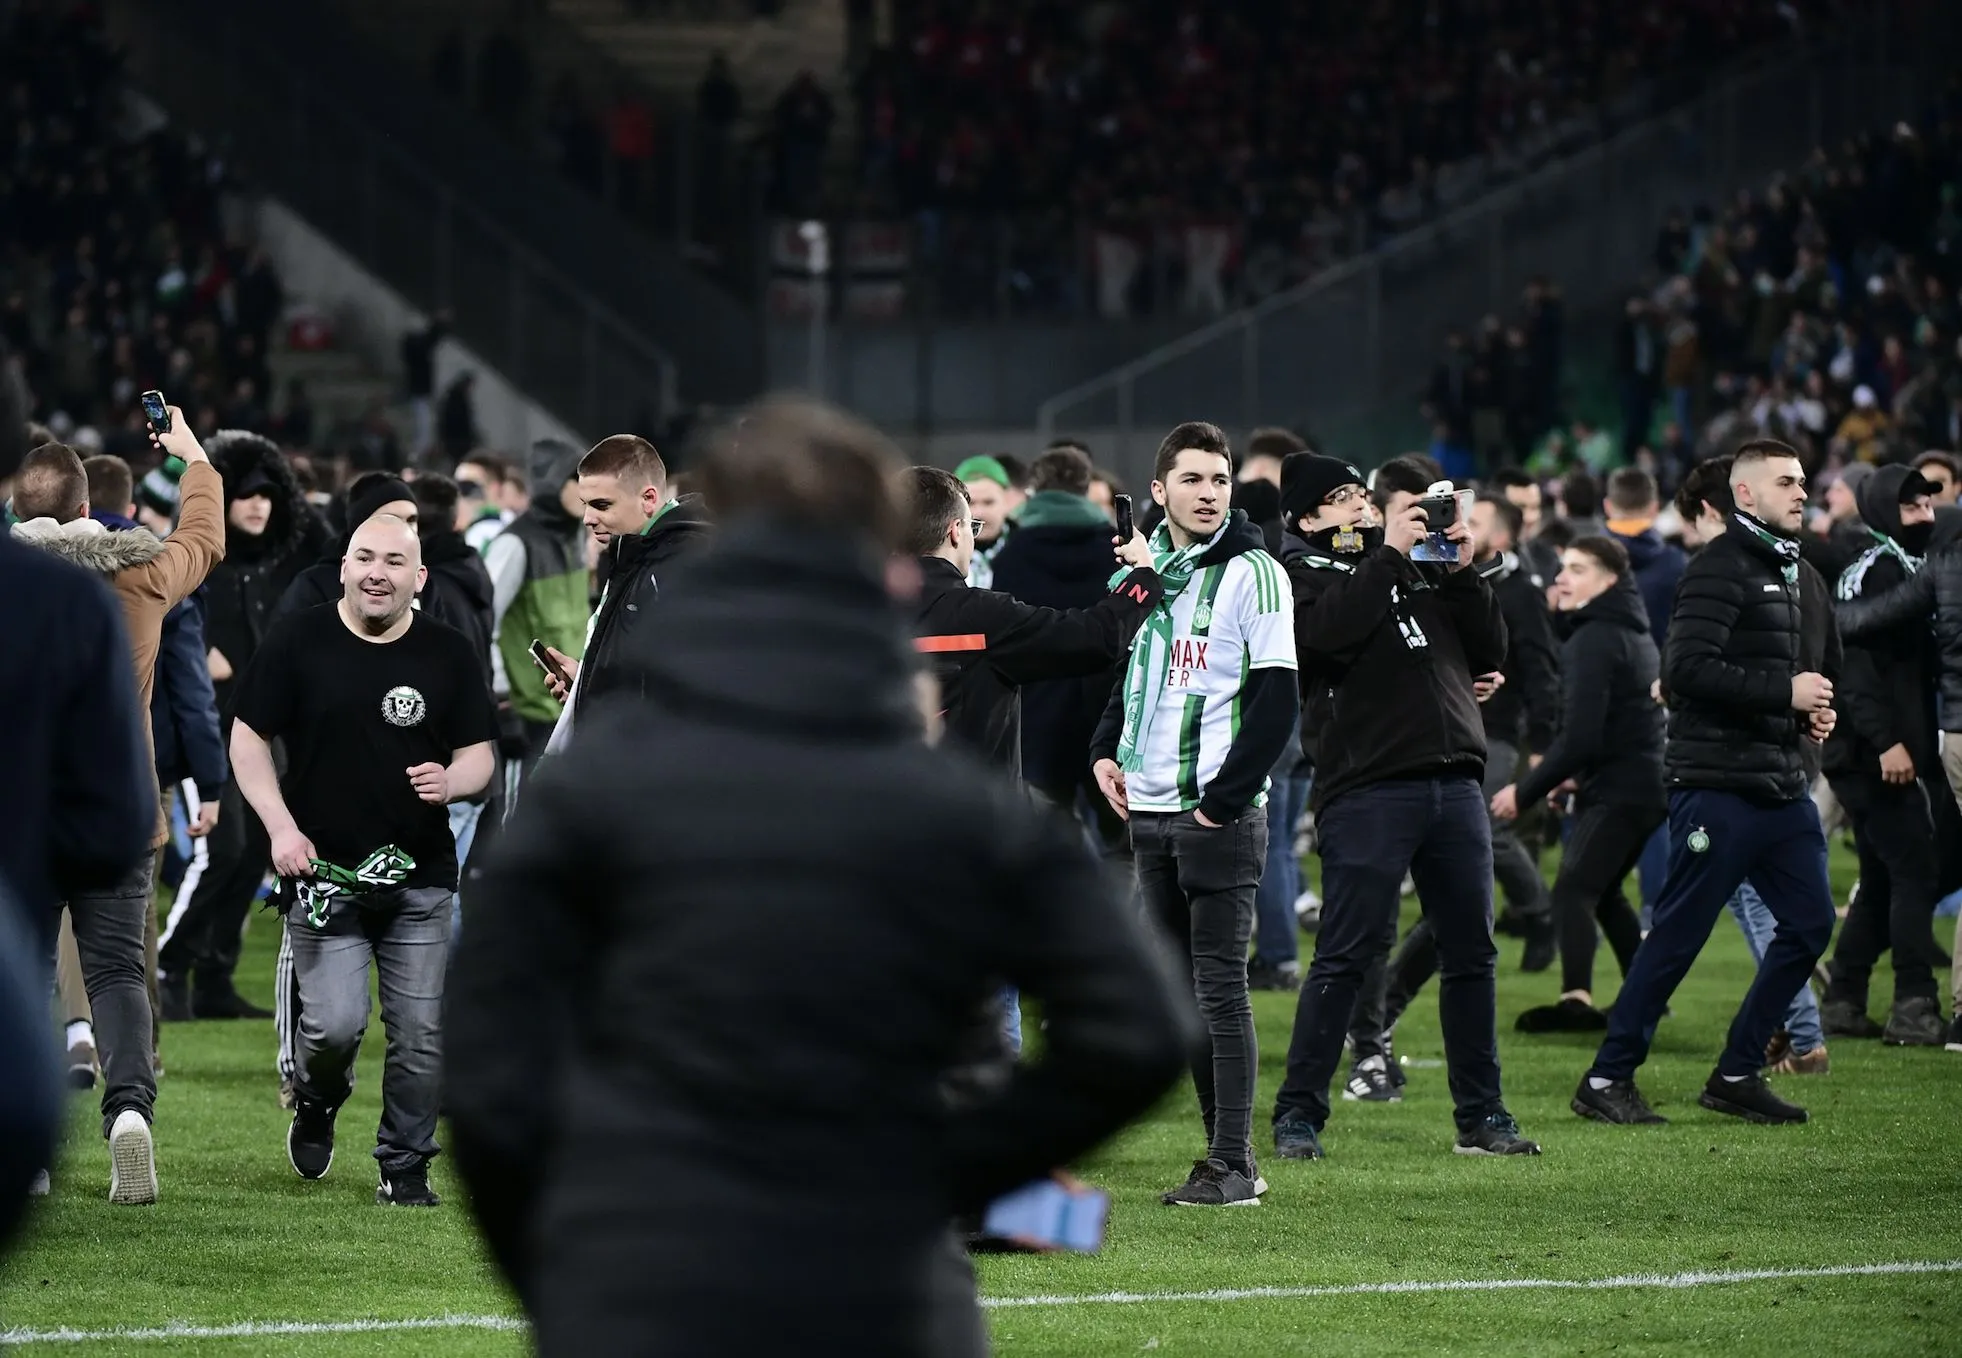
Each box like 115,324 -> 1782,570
444,521 -> 1188,1354
1285,532 -> 1509,812
1823,465 -> 1939,776
572,494 -> 713,720
1834,503 -> 1962,733
1515,577 -> 1664,811
204,431 -> 323,722
419,527 -> 497,688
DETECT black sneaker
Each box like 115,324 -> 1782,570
1453,1112 -> 1541,1156
193,984 -> 274,1021
1697,1071 -> 1807,1125
1571,1076 -> 1667,1125
1272,1116 -> 1324,1160
1159,1158 -> 1260,1207
157,973 -> 194,1024
1247,962 -> 1301,992
1384,1033 -> 1407,1090
1819,998 -> 1884,1039
287,1099 -> 337,1180
1945,1015 -> 1962,1053
1520,917 -> 1556,973
1516,997 -> 1609,1033
1882,996 -> 1946,1047
1341,1055 -> 1402,1103
377,1164 -> 441,1207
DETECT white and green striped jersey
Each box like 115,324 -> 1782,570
1124,550 -> 1297,812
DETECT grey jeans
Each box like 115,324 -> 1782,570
57,857 -> 158,1137
1131,807 -> 1265,1171
1483,738 -> 1550,920
287,884 -> 451,1173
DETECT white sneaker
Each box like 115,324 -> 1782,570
28,1169 -> 50,1196
107,1110 -> 158,1206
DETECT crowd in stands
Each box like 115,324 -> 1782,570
1,3 -> 296,462
1422,83 -> 1962,503
829,0 -> 1826,316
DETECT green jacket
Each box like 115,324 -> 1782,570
497,507 -> 591,724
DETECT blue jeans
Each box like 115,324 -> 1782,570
1727,881 -> 1825,1054
1254,777 -> 1308,968
448,800 -> 484,937
1592,790 -> 1834,1080
999,987 -> 1022,1056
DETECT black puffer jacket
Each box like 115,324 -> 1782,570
1286,532 -> 1508,812
445,522 -> 1188,1352
1515,577 -> 1664,812
1660,513 -> 1816,801
1834,504 -> 1962,733
573,495 -> 713,720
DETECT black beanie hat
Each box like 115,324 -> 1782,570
1280,452 -> 1367,525
346,476 -> 416,533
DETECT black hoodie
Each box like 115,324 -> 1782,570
419,528 -> 497,687
1515,577 -> 1664,811
1285,534 -> 1508,812
1824,464 -> 1939,775
1835,503 -> 1962,732
203,431 -> 323,720
444,522 -> 1189,1350
573,494 -> 713,719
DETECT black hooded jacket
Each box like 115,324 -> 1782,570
203,431 -> 322,721
1823,465 -> 1939,775
1834,503 -> 1962,732
986,503 -> 1128,789
1660,512 -> 1822,801
444,522 -> 1188,1352
1515,577 -> 1664,811
1475,550 -> 1560,754
1285,532 -> 1509,812
572,495 -> 713,720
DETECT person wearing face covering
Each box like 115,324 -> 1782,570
1818,464 -> 1956,1047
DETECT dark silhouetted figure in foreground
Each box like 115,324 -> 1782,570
445,398 -> 1189,1356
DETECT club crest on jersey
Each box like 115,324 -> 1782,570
1192,600 -> 1213,631
381,685 -> 427,728
1331,525 -> 1364,552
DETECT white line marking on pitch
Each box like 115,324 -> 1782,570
1,1260 -> 1955,1345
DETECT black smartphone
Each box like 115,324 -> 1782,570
1113,493 -> 1134,543
527,638 -> 568,685
140,390 -> 171,434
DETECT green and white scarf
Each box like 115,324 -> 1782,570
288,845 -> 416,929
1731,511 -> 1801,585
1836,530 -> 1922,601
1109,521 -> 1217,773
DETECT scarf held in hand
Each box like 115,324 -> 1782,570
288,845 -> 416,929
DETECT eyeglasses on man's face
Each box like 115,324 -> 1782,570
1325,485 -> 1365,506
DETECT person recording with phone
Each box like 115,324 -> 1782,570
1271,453 -> 1539,1162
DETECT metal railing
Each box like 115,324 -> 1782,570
107,0 -> 724,439
1035,21 -> 1920,466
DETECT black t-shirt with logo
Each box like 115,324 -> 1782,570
232,604 -> 498,891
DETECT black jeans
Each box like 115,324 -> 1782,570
57,857 -> 158,1136
157,774 -> 268,992
1131,807 -> 1264,1171
1826,772 -> 1945,1004
1484,739 -> 1551,921
1553,801 -> 1661,996
1276,776 -> 1503,1134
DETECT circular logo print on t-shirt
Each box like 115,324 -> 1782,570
381,685 -> 428,728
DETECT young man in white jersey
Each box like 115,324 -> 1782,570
1091,422 -> 1299,1208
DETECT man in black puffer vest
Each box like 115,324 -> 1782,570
1818,465 -> 1957,1046
1576,439 -> 1839,1128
